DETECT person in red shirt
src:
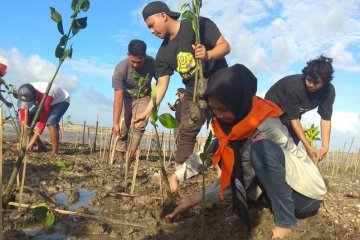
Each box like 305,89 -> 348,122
17,82 -> 70,154
0,63 -> 13,108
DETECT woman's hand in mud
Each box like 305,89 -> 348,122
165,197 -> 194,220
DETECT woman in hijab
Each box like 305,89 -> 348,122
166,64 -> 327,239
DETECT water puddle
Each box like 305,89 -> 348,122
23,188 -> 96,238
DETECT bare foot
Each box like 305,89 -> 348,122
272,226 -> 292,239
174,162 -> 183,170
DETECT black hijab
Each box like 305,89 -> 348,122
205,64 -> 258,134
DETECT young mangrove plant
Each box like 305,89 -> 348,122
2,0 -> 90,206
303,123 -> 321,164
31,203 -> 56,230
123,71 -> 150,180
180,0 -> 207,128
149,85 -> 179,215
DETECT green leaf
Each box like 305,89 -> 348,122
181,10 -> 193,20
126,89 -> 136,98
81,0 -> 90,12
53,160 -> 71,170
55,45 -> 64,59
71,0 -> 79,10
43,211 -> 56,230
63,46 -> 73,60
159,113 -> 179,129
71,17 -> 87,36
199,131 -> 213,162
50,7 -> 62,23
32,206 -> 48,220
131,70 -> 141,79
179,3 -> 189,13
71,0 -> 85,18
150,85 -> 158,124
57,21 -> 64,35
58,35 -> 67,46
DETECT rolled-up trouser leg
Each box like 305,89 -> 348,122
175,99 -> 207,164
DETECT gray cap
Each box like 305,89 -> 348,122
17,83 -> 37,109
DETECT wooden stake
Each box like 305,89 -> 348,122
82,121 -> 86,145
130,149 -> 140,195
109,136 -> 120,164
7,202 -> 147,228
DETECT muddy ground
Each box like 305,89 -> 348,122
2,136 -> 360,240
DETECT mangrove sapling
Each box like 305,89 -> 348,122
303,123 -> 321,165
31,203 -> 56,230
180,0 -> 208,128
2,0 -> 90,206
124,71 -> 150,181
149,85 -> 179,215
198,131 -> 213,240
0,82 -> 20,137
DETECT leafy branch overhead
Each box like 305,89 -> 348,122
50,0 -> 89,61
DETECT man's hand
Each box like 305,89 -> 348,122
316,146 -> 328,161
133,111 -> 149,125
112,123 -> 121,136
192,44 -> 209,61
304,145 -> 317,160
168,102 -> 175,111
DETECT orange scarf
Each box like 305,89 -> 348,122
212,96 -> 283,198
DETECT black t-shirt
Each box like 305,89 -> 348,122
173,98 -> 183,123
155,17 -> 228,100
265,74 -> 336,122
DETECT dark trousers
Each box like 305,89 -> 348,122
175,99 -> 209,164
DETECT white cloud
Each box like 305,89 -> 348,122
0,48 -> 78,92
168,0 -> 360,74
66,58 -> 114,79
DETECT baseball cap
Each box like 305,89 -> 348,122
176,87 -> 185,95
17,83 -> 38,109
142,1 -> 181,21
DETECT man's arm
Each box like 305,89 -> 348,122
134,75 -> 170,123
318,119 -> 331,160
193,35 -> 230,61
113,89 -> 124,136
290,119 -> 317,159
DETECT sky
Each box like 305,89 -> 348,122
1,0 -> 360,152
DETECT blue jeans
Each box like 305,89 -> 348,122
47,102 -> 70,130
250,140 -> 321,228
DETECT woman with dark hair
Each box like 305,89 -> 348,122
265,55 -> 336,161
166,64 -> 327,239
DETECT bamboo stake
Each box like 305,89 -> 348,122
8,202 -> 147,228
99,126 -> 103,159
0,108 -> 3,240
82,121 -> 86,145
93,114 -> 99,151
109,136 -> 120,165
145,131 -> 153,162
130,149 -> 140,195
18,109 -> 29,212
158,170 -> 163,205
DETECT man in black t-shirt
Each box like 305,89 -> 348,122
265,55 -> 336,161
168,87 -> 185,140
137,1 -> 230,170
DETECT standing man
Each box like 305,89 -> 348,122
168,87 -> 185,139
265,55 -> 336,161
0,63 -> 13,108
112,39 -> 155,165
138,1 -> 230,170
17,82 -> 70,154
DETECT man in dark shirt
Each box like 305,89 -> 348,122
137,1 -> 230,170
265,55 -> 336,161
168,87 -> 185,140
